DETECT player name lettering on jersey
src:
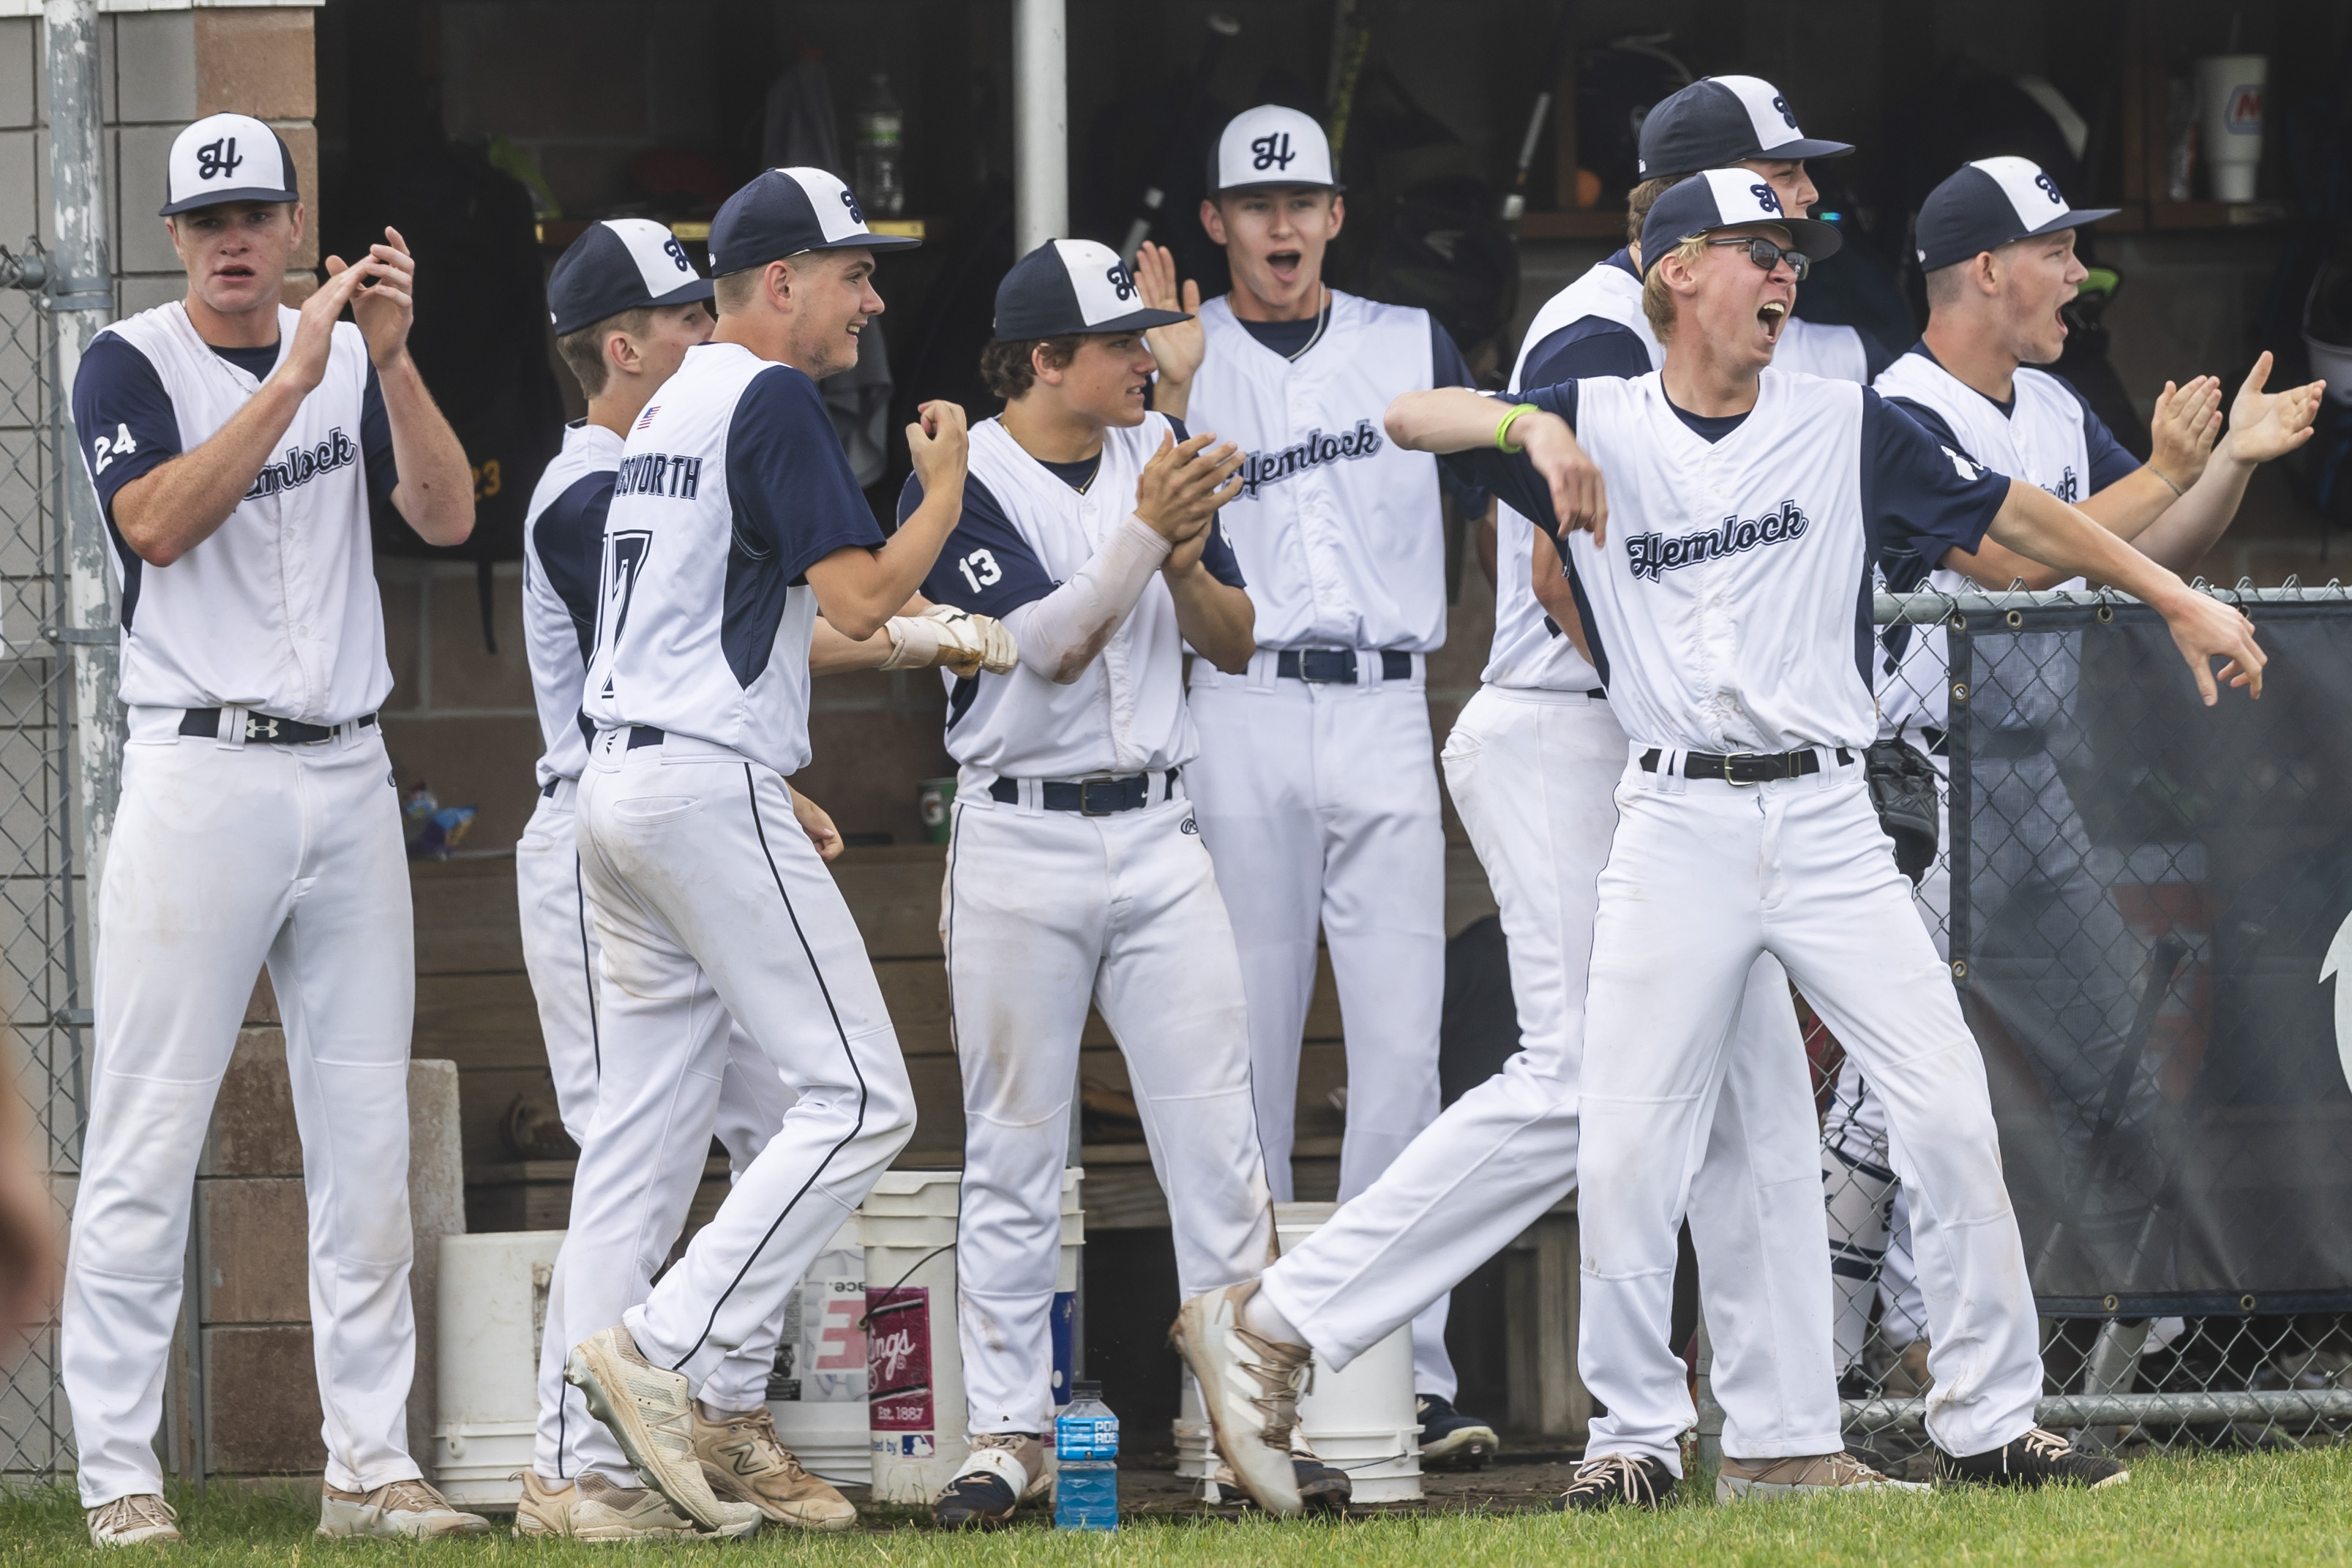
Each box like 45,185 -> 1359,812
1238,418 -> 1382,499
614,451 -> 704,500
1625,499 -> 1809,582
244,427 -> 359,500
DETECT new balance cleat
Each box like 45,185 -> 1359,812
1554,1453 -> 1676,1512
1937,1427 -> 2129,1489
565,1324 -> 732,1529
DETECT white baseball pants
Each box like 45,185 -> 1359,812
1821,749 -> 1945,1377
1260,686 -> 1840,1459
64,712 -> 421,1505
517,779 -> 798,1479
574,731 -> 913,1405
944,784 -> 1274,1436
1186,652 -> 1454,1395
1579,755 -> 2042,1471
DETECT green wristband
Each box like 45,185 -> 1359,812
1494,402 -> 1539,454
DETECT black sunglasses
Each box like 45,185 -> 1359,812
1706,235 -> 1810,282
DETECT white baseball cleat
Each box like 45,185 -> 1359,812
315,1477 -> 492,1538
1716,1449 -> 1930,1502
512,1468 -> 761,1540
1169,1280 -> 1308,1518
565,1323 -> 733,1530
86,1493 -> 181,1547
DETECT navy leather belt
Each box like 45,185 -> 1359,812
179,708 -> 374,745
1640,746 -> 1853,784
541,779 -> 560,798
1276,648 -> 1413,683
990,768 -> 1177,815
627,725 -> 665,749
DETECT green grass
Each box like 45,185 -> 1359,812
6,1451 -> 2351,1567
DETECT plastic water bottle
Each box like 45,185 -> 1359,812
1054,1379 -> 1118,1531
853,73 -> 905,219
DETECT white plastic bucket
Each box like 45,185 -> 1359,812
766,1219 -> 872,1488
432,1231 -> 565,1508
1277,1202 -> 1423,1503
863,1168 -> 1083,1504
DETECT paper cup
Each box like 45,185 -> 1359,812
2197,55 -> 2266,202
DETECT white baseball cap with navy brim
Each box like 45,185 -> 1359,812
1636,75 -> 1853,179
1914,157 -> 2119,272
994,240 -> 1191,340
706,166 -> 918,278
1638,169 -> 1843,279
1208,105 -> 1344,195
160,113 -> 299,217
547,219 -> 716,337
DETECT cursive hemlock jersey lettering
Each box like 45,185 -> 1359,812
1626,500 -> 1809,582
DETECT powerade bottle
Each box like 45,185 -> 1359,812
1053,1380 -> 1118,1531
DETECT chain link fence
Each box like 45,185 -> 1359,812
0,261 -> 84,1485
1819,583 -> 2352,1474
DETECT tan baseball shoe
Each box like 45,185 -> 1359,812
1169,1280 -> 1308,1517
565,1323 -> 731,1529
513,1468 -> 761,1540
316,1477 -> 492,1538
1716,1449 -> 1930,1502
692,1403 -> 857,1530
86,1493 -> 181,1547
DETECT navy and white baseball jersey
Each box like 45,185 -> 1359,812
522,420 -> 621,787
72,302 -> 399,722
1186,290 -> 1466,653
1871,345 -> 2137,733
1450,370 -> 2010,754
581,341 -> 880,774
907,413 -> 1244,779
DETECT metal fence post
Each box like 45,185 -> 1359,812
40,0 -> 121,904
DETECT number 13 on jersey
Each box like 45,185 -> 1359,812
956,547 -> 1002,595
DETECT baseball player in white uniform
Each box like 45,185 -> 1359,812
1178,105 -> 1494,1448
1820,158 -> 2321,1393
1176,170 -> 2270,1515
901,239 -> 1284,1526
516,221 -> 1011,1539
555,168 -> 973,1534
62,114 -> 489,1543
1399,72 -> 1888,1512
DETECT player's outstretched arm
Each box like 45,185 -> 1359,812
349,227 -> 475,547
109,258 -> 392,566
812,595 -> 1017,678
1385,390 -> 1606,541
807,400 -> 969,640
1983,477 -> 2265,704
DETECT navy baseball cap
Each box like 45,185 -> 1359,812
1638,170 -> 1843,278
160,113 -> 298,216
994,240 -> 1190,340
707,166 -> 918,278
547,220 -> 714,337
1915,157 -> 2118,272
1636,75 -> 1853,179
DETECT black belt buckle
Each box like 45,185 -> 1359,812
1077,778 -> 1126,815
